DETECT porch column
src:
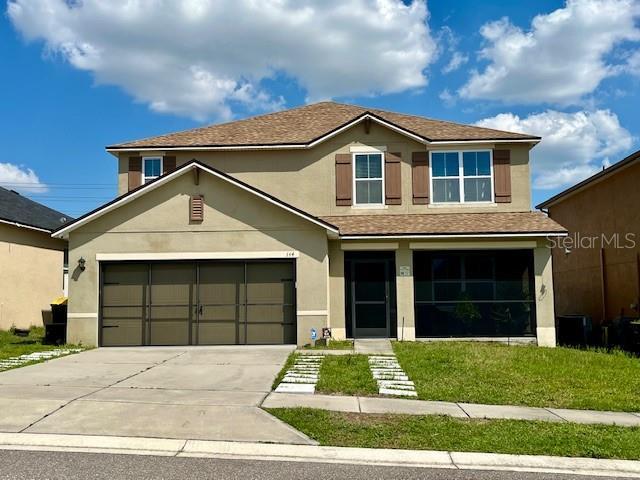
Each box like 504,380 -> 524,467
534,245 -> 557,347
328,241 -> 347,340
395,241 -> 415,340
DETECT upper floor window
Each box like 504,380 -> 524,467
354,152 -> 384,206
431,150 -> 493,203
143,157 -> 162,183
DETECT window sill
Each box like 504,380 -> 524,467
428,202 -> 497,208
351,204 -> 388,210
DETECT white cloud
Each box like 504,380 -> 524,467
0,163 -> 47,193
8,0 -> 437,121
627,50 -> 640,75
460,0 -> 640,104
442,51 -> 468,74
475,110 -> 635,189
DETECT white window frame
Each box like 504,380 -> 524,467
429,149 -> 494,204
352,151 -> 385,207
142,156 -> 163,184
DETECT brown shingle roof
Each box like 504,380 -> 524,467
108,102 -> 539,149
320,212 -> 566,236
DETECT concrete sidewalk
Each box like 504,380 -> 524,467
0,432 -> 638,478
262,392 -> 640,427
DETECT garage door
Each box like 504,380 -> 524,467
100,260 -> 295,346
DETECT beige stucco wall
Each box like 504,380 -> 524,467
0,223 -> 66,330
67,168 -> 329,346
117,122 -> 533,215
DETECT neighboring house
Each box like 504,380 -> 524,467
53,102 -> 566,347
0,187 -> 70,330
537,149 -> 640,328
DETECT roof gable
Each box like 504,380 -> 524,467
53,160 -> 338,239
107,102 -> 540,151
0,187 -> 71,232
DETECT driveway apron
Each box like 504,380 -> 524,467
0,346 -> 313,444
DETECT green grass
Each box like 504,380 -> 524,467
0,327 -> 84,368
393,341 -> 640,412
268,408 -> 640,460
301,340 -> 354,350
272,352 -> 298,389
316,354 -> 378,396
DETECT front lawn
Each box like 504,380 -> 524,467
268,408 -> 640,461
301,340 -> 354,350
0,327 -> 84,368
316,355 -> 377,396
394,342 -> 640,412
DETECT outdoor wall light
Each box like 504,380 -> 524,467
78,257 -> 86,271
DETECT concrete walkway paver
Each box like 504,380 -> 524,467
274,355 -> 323,394
262,392 -> 640,427
354,339 -> 394,355
368,355 -> 417,397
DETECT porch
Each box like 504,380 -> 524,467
328,238 -> 556,346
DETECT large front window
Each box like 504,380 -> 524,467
431,150 -> 493,203
354,153 -> 384,206
414,250 -> 536,337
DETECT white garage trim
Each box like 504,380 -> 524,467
67,313 -> 97,318
95,251 -> 300,261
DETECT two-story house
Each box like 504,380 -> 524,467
53,102 -> 566,347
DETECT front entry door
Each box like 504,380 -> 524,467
350,258 -> 393,338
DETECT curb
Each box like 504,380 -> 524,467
0,432 -> 639,477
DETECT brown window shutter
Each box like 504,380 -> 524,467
190,195 -> 204,222
385,152 -> 402,205
335,153 -> 352,206
411,151 -> 429,204
163,156 -> 176,175
493,149 -> 512,203
128,156 -> 142,191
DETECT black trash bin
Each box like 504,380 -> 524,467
557,314 -> 592,347
45,297 -> 68,344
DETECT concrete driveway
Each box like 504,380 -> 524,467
0,346 -> 313,445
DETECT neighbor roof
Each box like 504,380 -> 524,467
321,212 -> 566,237
0,186 -> 72,232
537,149 -> 640,209
108,102 -> 540,150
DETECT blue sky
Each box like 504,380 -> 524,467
1,0 -> 639,217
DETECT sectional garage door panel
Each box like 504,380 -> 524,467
101,264 -> 147,347
100,260 -> 295,346
197,263 -> 244,345
149,264 -> 193,346
246,263 -> 296,345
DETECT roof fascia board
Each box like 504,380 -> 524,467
0,217 -> 52,234
429,138 -> 539,145
53,162 -> 338,239
340,232 -> 567,240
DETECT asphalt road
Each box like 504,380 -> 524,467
0,450 -> 626,480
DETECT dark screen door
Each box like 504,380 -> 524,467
351,259 -> 391,338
